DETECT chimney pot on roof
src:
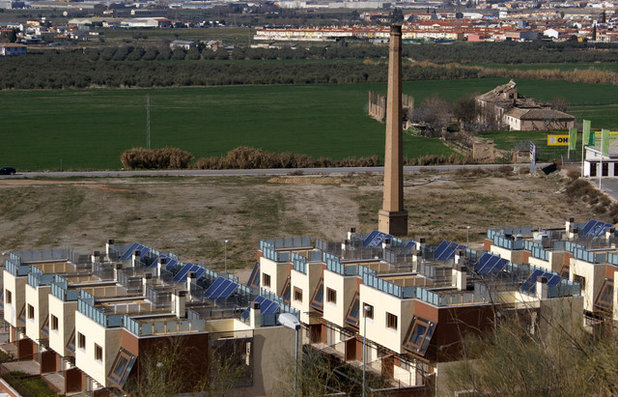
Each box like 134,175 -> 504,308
250,301 -> 261,328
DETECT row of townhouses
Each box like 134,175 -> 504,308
251,218 -> 615,395
1,242 -> 298,396
1,217 -> 616,396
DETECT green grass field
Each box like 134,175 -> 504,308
1,77 -> 616,171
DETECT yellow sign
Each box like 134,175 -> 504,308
547,135 -> 569,146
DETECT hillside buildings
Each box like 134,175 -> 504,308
1,243 -> 298,395
3,216 -> 616,395
247,218 -> 614,395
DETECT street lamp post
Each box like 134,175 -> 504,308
279,313 -> 301,397
224,239 -> 229,276
362,305 -> 370,397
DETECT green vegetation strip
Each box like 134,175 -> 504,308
1,78 -> 616,171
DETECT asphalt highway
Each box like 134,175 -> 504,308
1,163 -> 549,179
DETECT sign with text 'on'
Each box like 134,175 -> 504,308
547,134 -> 569,146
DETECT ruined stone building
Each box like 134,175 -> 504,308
476,80 -> 575,131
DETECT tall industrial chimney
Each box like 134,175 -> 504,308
378,24 -> 408,236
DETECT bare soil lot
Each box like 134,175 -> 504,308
0,170 -> 606,275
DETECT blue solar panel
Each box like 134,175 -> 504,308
478,255 -> 500,274
204,277 -> 225,298
521,269 -> 564,293
177,264 -> 200,283
491,258 -> 508,274
173,263 -> 194,283
213,282 -> 237,299
210,279 -> 231,299
119,243 -> 140,260
363,230 -> 393,248
581,220 -> 612,238
165,259 -> 177,271
434,241 -> 466,261
138,245 -> 149,257
434,241 -> 449,259
521,269 -> 544,292
193,267 -> 206,280
262,300 -> 280,315
474,253 -> 492,272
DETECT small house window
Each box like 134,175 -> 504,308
326,288 -> 337,304
386,312 -> 398,330
262,273 -> 271,288
27,304 -> 34,319
51,315 -> 58,330
95,344 -> 103,361
294,287 -> 303,302
78,333 -> 86,349
5,290 -> 11,304
364,304 -> 374,319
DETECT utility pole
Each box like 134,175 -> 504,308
146,95 -> 151,149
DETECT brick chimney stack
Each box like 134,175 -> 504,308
378,24 -> 408,236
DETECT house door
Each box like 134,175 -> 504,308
590,162 -> 597,177
603,163 -> 609,176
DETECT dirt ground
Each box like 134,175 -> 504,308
0,169 -> 608,280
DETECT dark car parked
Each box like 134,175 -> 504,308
0,167 -> 16,175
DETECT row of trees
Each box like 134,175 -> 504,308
72,41 -> 618,64
0,54 -> 483,89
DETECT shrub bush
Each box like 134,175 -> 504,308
121,147 -> 193,169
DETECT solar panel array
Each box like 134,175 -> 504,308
580,220 -> 612,238
203,276 -> 238,300
119,243 -> 150,261
520,269 -> 563,294
474,253 -> 509,275
148,254 -> 178,271
434,240 -> 466,261
173,263 -> 205,283
240,295 -> 280,320
363,230 -> 392,248
246,262 -> 261,290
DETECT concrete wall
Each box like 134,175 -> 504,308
489,245 -> 525,264
259,257 -> 290,296
25,284 -> 50,342
241,325 -> 296,397
3,270 -> 26,329
322,270 -> 357,329
569,258 -> 606,312
48,294 -> 77,357
359,284 -> 414,354
290,262 -> 323,325
74,311 -> 122,387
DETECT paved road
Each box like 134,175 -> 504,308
591,178 -> 618,201
0,163 -> 548,179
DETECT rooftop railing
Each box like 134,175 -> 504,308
523,240 -> 550,261
124,316 -> 206,337
77,290 -> 123,328
51,275 -> 80,301
5,257 -> 30,277
27,266 -> 54,288
291,252 -> 307,274
13,248 -> 73,263
359,265 -> 415,299
324,252 -> 357,276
